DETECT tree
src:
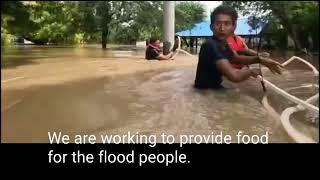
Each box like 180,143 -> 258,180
96,1 -> 140,48
175,2 -> 206,32
109,1 -> 206,44
223,1 -> 319,51
73,1 -> 98,42
1,1 -> 36,42
109,1 -> 142,44
133,1 -> 163,41
95,1 -> 113,48
1,1 -> 207,47
4,1 -> 84,45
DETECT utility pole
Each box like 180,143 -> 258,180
163,1 -> 175,55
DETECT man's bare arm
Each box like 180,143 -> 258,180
230,50 -> 260,65
156,52 -> 173,60
230,50 -> 283,74
216,59 -> 261,82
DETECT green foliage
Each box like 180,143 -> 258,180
108,1 -> 206,43
1,1 -> 206,46
1,1 -> 35,36
1,27 -> 15,46
1,14 -> 15,46
223,1 -> 319,51
130,1 -> 163,41
175,2 -> 206,32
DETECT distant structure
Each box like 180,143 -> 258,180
176,18 -> 269,52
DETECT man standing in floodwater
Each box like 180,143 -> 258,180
194,5 -> 283,89
145,37 -> 174,60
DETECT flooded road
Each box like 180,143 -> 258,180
1,45 -> 318,143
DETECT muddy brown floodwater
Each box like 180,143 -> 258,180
1,45 -> 319,143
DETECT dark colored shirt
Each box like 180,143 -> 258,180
194,35 -> 234,89
145,46 -> 160,60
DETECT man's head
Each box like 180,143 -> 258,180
210,5 -> 238,40
149,37 -> 161,48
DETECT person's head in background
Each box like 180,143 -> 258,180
210,5 -> 238,41
148,37 -> 161,50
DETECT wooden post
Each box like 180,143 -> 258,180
195,37 -> 198,53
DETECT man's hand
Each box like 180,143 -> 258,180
156,52 -> 174,60
259,57 -> 283,75
169,52 -> 175,60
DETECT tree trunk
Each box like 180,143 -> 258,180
190,37 -> 194,48
102,29 -> 108,49
290,28 -> 302,51
311,30 -> 319,51
248,37 -> 252,49
275,18 -> 302,50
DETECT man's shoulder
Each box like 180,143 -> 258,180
146,46 -> 154,51
146,46 -> 160,60
203,36 -> 215,44
202,37 -> 220,47
200,37 -> 220,53
146,47 -> 159,53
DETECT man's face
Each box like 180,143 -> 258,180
152,40 -> 161,48
211,14 -> 235,41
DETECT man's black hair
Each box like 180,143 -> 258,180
210,5 -> 238,25
149,37 -> 159,44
